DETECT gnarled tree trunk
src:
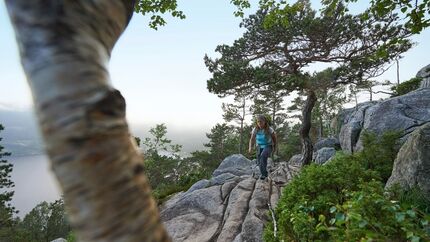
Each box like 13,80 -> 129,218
6,1 -> 170,241
300,90 -> 317,166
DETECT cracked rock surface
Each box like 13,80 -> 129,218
160,154 -> 300,242
386,122 -> 430,198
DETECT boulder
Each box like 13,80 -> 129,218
416,64 -> 430,78
314,147 -> 336,165
338,102 -> 378,152
185,179 -> 210,194
288,154 -> 302,166
212,154 -> 253,177
313,137 -> 340,151
416,64 -> 430,88
50,239 -> 67,242
385,123 -> 430,198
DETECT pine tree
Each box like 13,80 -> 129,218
0,124 -> 17,237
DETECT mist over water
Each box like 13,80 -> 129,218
1,109 -> 213,217
7,126 -> 210,217
9,155 -> 61,217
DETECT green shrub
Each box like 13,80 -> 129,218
67,231 -> 77,242
264,131 -> 429,241
152,184 -> 184,205
358,130 -> 401,183
389,185 -> 430,214
322,180 -> 430,241
152,171 -> 207,205
264,153 -> 379,241
391,77 -> 422,97
178,171 -> 205,188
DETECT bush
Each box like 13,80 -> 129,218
67,231 -> 77,242
264,153 -> 379,241
389,185 -> 430,215
358,130 -> 401,183
322,181 -> 430,241
152,171 -> 207,205
264,131 -> 429,241
391,77 -> 422,96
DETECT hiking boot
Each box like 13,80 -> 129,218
259,175 -> 267,180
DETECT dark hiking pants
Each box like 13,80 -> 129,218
257,146 -> 272,178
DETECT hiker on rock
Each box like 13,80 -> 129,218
248,114 -> 277,180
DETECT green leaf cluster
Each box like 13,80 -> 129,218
134,0 -> 185,29
235,0 -> 430,34
231,0 -> 252,17
369,0 -> 430,33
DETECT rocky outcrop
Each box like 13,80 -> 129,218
338,88 -> 430,152
385,123 -> 430,198
160,154 -> 300,242
417,64 -> 430,89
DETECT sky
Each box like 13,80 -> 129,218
1,0 -> 430,133
0,1 -> 247,131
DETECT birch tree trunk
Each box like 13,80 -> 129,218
6,1 -> 170,241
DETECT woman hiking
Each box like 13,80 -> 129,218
248,114 -> 277,180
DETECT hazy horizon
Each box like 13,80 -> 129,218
0,108 -> 212,157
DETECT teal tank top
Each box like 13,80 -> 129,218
253,127 -> 274,148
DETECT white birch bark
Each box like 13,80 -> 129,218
6,1 -> 170,241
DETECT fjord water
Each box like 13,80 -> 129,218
9,154 -> 61,217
